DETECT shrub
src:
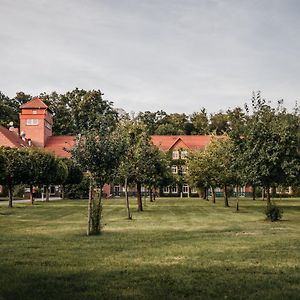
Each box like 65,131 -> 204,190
264,201 -> 283,222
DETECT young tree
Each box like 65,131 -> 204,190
73,128 -> 124,235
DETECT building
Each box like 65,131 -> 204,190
0,97 -> 213,197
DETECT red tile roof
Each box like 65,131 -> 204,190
151,135 -> 211,151
20,97 -> 49,110
0,125 -> 31,148
45,136 -> 76,158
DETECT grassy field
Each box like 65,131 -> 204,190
0,197 -> 299,300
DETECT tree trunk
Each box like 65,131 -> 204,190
153,188 -> 156,201
262,187 -> 265,201
224,185 -> 229,207
30,184 -> 34,205
150,188 -> 153,202
137,182 -> 143,211
61,185 -> 65,200
8,185 -> 13,208
211,187 -> 216,204
266,186 -> 271,204
125,178 -> 132,220
252,185 -> 256,201
205,188 -> 209,200
93,186 -> 103,235
45,185 -> 50,202
87,180 -> 93,236
236,185 -> 239,212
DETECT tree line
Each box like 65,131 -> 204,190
1,88 -> 237,136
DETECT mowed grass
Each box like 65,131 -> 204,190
0,197 -> 299,300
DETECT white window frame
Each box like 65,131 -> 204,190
181,165 -> 187,174
171,185 -> 178,194
114,185 -> 120,193
191,187 -> 198,194
26,119 -> 39,126
171,165 -> 178,174
182,184 -> 189,194
172,150 -> 179,160
181,150 -> 188,159
163,186 -> 170,193
32,110 -> 37,114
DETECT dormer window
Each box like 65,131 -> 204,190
32,110 -> 37,114
26,119 -> 39,126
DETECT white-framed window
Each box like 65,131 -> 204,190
191,187 -> 198,194
114,185 -> 120,193
172,150 -> 179,160
171,165 -> 178,174
181,165 -> 187,174
26,119 -> 39,126
171,185 -> 178,194
182,184 -> 189,194
181,150 -> 188,159
163,186 -> 170,193
32,110 -> 37,114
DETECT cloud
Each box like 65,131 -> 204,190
0,0 -> 299,114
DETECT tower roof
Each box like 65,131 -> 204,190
20,97 -> 50,110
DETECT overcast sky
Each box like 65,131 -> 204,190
0,0 -> 299,114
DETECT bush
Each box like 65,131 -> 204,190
264,202 -> 283,222
64,175 -> 89,199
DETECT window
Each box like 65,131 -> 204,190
191,187 -> 198,194
181,151 -> 188,159
171,165 -> 178,174
32,110 -> 37,114
26,119 -> 39,126
181,165 -> 187,174
182,184 -> 189,194
163,186 -> 170,193
171,185 -> 178,194
114,185 -> 120,193
172,150 -> 179,160
45,120 -> 52,129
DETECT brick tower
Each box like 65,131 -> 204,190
19,97 -> 53,148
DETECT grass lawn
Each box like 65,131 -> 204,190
0,197 -> 299,300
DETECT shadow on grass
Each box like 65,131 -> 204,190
0,263 -> 299,300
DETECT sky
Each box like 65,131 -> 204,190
0,0 -> 300,114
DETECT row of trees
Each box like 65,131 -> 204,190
187,92 -> 300,210
1,89 -> 237,135
0,147 -> 82,207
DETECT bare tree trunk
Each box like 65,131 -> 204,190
125,178 -> 132,219
211,187 -> 216,204
205,188 -> 209,200
236,185 -> 240,212
94,187 -> 103,235
224,185 -> 229,207
87,181 -> 93,236
252,185 -> 256,200
153,188 -> 156,201
30,184 -> 34,205
137,182 -> 143,211
45,185 -> 50,202
8,185 -> 13,208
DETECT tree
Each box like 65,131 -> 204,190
243,92 -> 300,203
209,112 -> 230,134
62,159 -> 83,199
73,128 -> 124,235
0,92 -> 18,127
190,108 -> 209,135
0,147 -> 28,208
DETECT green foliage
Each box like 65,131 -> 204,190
64,175 -> 89,199
264,201 -> 283,221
